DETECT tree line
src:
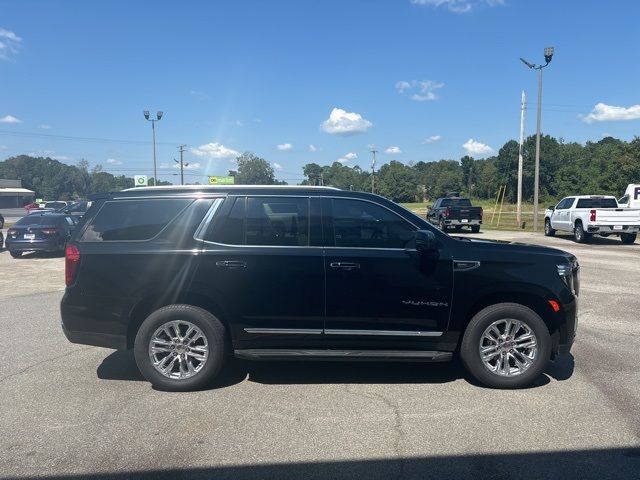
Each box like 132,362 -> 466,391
302,135 -> 640,203
1,134 -> 638,203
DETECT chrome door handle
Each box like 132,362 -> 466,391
330,262 -> 360,270
215,260 -> 247,269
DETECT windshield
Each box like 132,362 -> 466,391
576,198 -> 618,209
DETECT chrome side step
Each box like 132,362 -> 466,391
234,349 -> 453,362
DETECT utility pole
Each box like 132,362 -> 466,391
175,145 -> 188,185
370,148 -> 378,194
516,90 -> 526,226
520,47 -> 554,231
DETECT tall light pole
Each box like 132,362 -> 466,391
516,90 -> 526,226
144,110 -> 163,185
520,47 -> 554,231
370,147 -> 378,194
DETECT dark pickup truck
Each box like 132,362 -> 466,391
427,197 -> 483,233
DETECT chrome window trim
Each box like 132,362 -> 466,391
324,329 -> 443,337
199,194 -> 421,249
243,328 -> 323,335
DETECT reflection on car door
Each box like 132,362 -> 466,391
322,197 -> 453,348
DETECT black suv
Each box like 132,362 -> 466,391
61,186 -> 578,390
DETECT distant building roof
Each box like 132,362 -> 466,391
0,187 -> 35,195
0,179 -> 22,188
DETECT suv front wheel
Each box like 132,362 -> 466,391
134,305 -> 227,391
460,303 -> 551,389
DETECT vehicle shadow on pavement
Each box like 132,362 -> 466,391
12,447 -> 640,479
550,234 -> 637,246
96,351 -> 575,390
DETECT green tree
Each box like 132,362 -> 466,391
233,152 -> 280,184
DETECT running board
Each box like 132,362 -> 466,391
234,349 -> 453,362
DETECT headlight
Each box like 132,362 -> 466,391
557,262 -> 579,296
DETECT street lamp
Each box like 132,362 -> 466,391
520,47 -> 554,231
143,110 -> 163,185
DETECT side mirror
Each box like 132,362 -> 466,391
548,205 -> 555,211
415,230 -> 437,252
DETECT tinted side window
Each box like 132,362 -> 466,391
330,198 -> 415,249
81,199 -> 191,241
576,198 -> 618,209
245,197 -> 309,246
440,199 -> 452,207
207,197 -> 246,245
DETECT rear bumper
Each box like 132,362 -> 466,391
444,219 -> 482,226
61,322 -> 127,350
587,225 -> 639,234
6,238 -> 63,252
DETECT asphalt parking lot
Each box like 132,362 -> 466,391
1,229 -> 639,480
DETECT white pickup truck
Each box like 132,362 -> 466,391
544,195 -> 640,244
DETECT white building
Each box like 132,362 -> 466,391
0,179 -> 35,208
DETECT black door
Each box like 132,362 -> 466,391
323,197 -> 453,347
198,195 -> 325,349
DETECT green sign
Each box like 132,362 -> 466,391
36,198 -> 43,204
134,175 -> 148,187
209,176 -> 235,185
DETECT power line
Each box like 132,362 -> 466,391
0,129 -> 179,146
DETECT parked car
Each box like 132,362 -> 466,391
44,201 -> 68,210
61,185 -> 578,391
24,202 -> 41,212
544,195 -> 640,244
0,212 -> 4,229
618,184 -> 640,209
6,212 -> 78,258
427,197 -> 483,233
58,200 -> 91,219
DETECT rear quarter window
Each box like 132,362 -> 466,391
80,199 -> 191,241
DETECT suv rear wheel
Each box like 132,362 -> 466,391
134,305 -> 226,391
620,233 -> 637,245
460,303 -> 551,388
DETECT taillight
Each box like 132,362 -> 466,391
41,228 -> 58,235
589,209 -> 596,222
65,244 -> 81,286
7,228 -> 17,238
444,206 -> 451,217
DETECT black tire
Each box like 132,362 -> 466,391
544,219 -> 556,237
10,251 -> 21,258
471,225 -> 480,233
460,303 -> 551,389
574,222 -> 591,243
620,233 -> 637,245
438,217 -> 447,232
134,304 -> 227,391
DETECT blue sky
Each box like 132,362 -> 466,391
1,0 -> 640,184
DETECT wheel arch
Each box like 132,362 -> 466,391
126,291 -> 232,349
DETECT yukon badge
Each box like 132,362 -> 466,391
402,300 -> 449,307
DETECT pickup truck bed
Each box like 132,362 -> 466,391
427,198 -> 483,232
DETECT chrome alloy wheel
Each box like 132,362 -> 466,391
149,320 -> 209,379
479,319 -> 538,377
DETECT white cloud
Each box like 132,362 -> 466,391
321,108 -> 373,135
410,0 -> 504,14
38,124 -> 52,129
52,155 -> 70,161
189,90 -> 209,100
106,158 -> 123,165
276,143 -> 293,151
0,114 -> 22,123
337,152 -> 358,164
309,144 -> 317,152
462,138 -> 494,156
0,145 -> 7,150
396,80 -> 444,101
601,132 -> 611,138
582,103 -> 640,123
273,162 -> 283,171
234,120 -> 244,127
28,149 -> 70,161
190,142 -> 240,160
424,135 -> 442,143
0,28 -> 22,61
385,146 -> 402,155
